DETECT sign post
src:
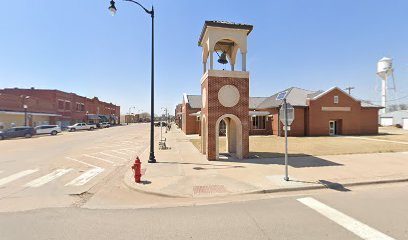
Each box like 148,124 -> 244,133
280,99 -> 295,181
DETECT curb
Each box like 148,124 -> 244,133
123,172 -> 408,198
123,171 -> 190,198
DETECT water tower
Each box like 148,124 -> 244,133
377,57 -> 394,114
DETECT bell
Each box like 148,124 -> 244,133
218,52 -> 228,65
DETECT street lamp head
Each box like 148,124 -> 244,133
108,0 -> 117,16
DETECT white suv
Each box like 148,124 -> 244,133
35,125 -> 62,135
100,122 -> 111,128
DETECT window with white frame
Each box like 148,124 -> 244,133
334,96 -> 339,104
252,116 -> 266,129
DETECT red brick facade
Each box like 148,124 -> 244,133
0,88 -> 120,127
306,88 -> 378,136
178,87 -> 380,137
181,99 -> 200,135
202,75 -> 250,160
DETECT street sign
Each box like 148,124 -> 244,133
276,91 -> 288,101
279,102 -> 295,126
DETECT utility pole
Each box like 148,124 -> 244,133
345,87 -> 355,95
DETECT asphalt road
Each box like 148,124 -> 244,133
1,124 -> 407,239
0,123 -> 155,211
0,183 -> 407,240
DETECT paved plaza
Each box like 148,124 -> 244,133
124,125 -> 408,198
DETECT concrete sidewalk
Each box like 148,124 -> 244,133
124,126 -> 408,198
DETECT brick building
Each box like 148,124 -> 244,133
177,20 -> 382,161
0,88 -> 120,129
176,86 -> 382,137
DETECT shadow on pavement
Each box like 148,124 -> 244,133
318,179 -> 351,192
289,179 -> 351,192
219,154 -> 343,168
157,161 -> 246,169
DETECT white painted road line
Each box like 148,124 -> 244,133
99,152 -> 127,161
65,157 -> 100,169
65,168 -> 104,186
83,154 -> 116,165
0,169 -> 39,187
111,150 -> 130,156
345,136 -> 408,145
24,169 -> 73,188
297,197 -> 395,240
119,149 -> 136,153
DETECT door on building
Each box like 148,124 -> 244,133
380,117 -> 393,126
403,118 -> 408,130
329,120 -> 336,136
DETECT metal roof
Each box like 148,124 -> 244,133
257,87 -> 317,108
198,20 -> 254,46
249,97 -> 268,109
182,87 -> 379,110
360,100 -> 383,108
186,95 -> 202,109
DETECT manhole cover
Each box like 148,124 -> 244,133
193,185 -> 227,195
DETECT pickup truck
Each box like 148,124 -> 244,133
66,123 -> 97,132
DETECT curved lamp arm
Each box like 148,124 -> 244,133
123,0 -> 154,16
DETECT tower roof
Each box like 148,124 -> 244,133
198,20 -> 253,46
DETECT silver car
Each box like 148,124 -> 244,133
35,125 -> 62,136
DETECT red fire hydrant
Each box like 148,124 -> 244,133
131,157 -> 142,183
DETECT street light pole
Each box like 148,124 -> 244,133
21,95 -> 30,126
109,0 -> 156,163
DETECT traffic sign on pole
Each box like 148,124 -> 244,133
279,102 -> 294,126
280,99 -> 296,181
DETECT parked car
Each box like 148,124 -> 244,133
100,122 -> 111,128
66,123 -> 97,132
35,125 -> 62,136
0,127 -> 36,140
154,121 -> 167,127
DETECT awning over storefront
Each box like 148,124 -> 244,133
86,114 -> 110,122
87,114 -> 100,120
99,115 -> 109,122
248,111 -> 270,117
0,110 -> 61,117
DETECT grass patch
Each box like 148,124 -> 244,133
189,131 -> 408,158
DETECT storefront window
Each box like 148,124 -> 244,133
252,116 -> 266,129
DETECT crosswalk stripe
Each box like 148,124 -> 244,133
0,169 -> 39,187
99,152 -> 127,161
65,157 -> 99,168
65,168 -> 104,186
24,169 -> 73,187
297,197 -> 395,240
83,154 -> 116,164
111,150 -> 129,156
119,149 -> 136,153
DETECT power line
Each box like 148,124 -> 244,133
370,94 -> 408,103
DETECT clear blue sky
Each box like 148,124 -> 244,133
1,0 -> 408,114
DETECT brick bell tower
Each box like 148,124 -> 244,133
198,21 -> 253,160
